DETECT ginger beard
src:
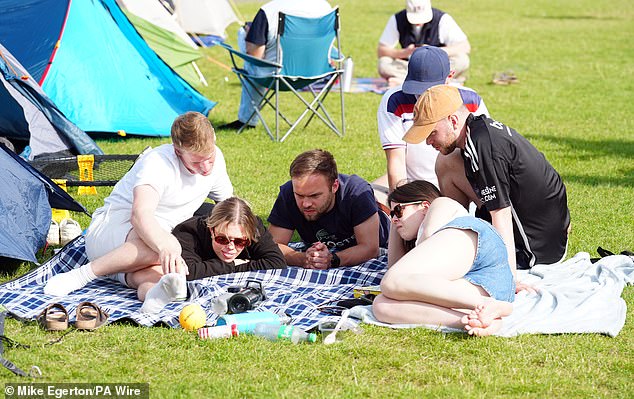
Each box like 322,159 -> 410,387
426,117 -> 459,155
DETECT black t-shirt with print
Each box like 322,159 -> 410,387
462,114 -> 570,268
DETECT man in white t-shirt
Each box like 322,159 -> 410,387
374,46 -> 487,204
44,112 -> 233,313
218,0 -> 333,130
377,0 -> 470,86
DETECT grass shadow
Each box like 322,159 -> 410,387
532,135 -> 634,159
524,14 -> 622,21
531,135 -> 634,187
560,173 -> 634,187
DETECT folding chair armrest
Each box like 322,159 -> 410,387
329,46 -> 345,64
218,42 -> 282,69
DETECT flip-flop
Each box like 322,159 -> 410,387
492,71 -> 520,85
37,303 -> 69,331
74,302 -> 109,331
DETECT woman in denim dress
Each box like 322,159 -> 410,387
373,180 -> 515,336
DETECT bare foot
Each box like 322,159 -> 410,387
461,299 -> 513,335
461,310 -> 484,328
474,299 -> 513,327
464,318 -> 504,337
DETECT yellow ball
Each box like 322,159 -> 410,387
179,304 -> 206,331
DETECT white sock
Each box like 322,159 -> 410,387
107,272 -> 129,287
140,273 -> 187,314
43,263 -> 98,297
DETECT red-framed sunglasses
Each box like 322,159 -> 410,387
212,230 -> 250,248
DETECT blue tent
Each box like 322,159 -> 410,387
0,0 -> 215,137
0,43 -> 103,159
0,144 -> 87,264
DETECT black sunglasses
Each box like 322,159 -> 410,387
390,201 -> 423,219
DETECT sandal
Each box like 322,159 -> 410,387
74,302 -> 109,330
37,303 -> 69,331
492,71 -> 520,85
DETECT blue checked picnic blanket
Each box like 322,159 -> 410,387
0,236 -> 386,330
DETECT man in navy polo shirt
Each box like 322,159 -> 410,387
268,149 -> 390,269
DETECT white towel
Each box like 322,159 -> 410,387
350,253 -> 634,337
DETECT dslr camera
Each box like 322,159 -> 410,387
211,280 -> 267,315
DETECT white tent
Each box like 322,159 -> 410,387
116,0 -> 197,48
174,0 -> 241,38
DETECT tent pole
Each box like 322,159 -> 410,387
205,55 -> 231,72
191,62 -> 208,86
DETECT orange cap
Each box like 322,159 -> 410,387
403,85 -> 463,144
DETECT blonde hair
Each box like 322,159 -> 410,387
171,111 -> 215,154
205,197 -> 260,243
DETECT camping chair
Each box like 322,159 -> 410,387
221,8 -> 345,142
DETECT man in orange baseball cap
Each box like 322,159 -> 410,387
405,85 -> 570,292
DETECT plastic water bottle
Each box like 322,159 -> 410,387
217,311 -> 290,334
342,57 -> 354,93
197,324 -> 239,340
253,322 -> 317,344
211,292 -> 234,315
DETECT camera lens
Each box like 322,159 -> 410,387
227,294 -> 251,314
227,288 -> 262,314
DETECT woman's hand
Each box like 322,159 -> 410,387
515,281 -> 538,295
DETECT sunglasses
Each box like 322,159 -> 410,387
390,201 -> 423,219
213,234 -> 250,248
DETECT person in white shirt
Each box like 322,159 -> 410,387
377,0 -> 470,86
374,46 -> 487,205
44,112 -> 233,313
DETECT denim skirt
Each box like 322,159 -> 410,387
437,216 -> 515,302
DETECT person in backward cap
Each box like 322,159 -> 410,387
373,46 -> 487,206
377,0 -> 470,86
404,85 -> 571,292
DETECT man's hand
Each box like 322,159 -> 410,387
305,242 -> 331,270
399,44 -> 416,59
158,235 -> 186,275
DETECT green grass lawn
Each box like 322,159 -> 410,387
2,0 -> 633,397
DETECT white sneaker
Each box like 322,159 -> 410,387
60,218 -> 82,245
47,219 -> 60,246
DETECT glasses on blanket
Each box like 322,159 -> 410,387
213,233 -> 250,248
390,201 -> 423,219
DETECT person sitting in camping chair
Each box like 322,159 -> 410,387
44,112 -> 233,314
217,0 -> 333,131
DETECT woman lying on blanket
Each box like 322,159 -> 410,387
172,197 -> 286,279
372,180 -> 515,336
